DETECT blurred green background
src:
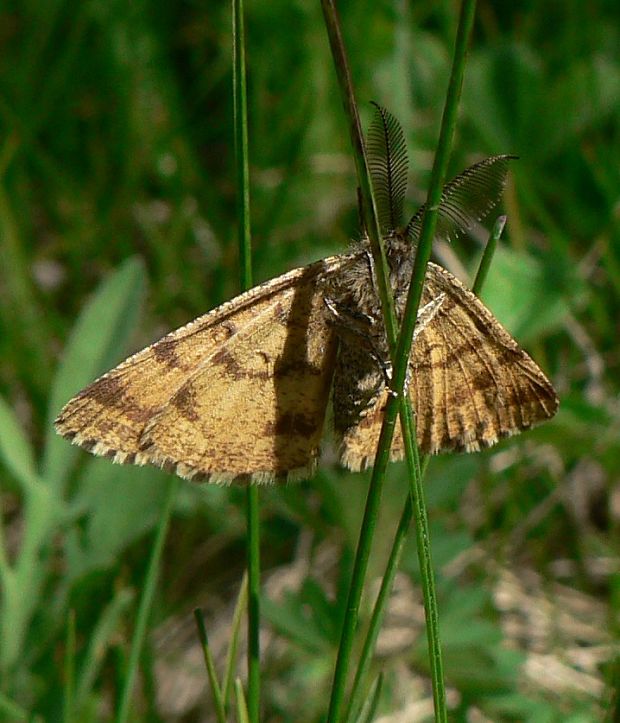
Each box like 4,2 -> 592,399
1,0 -> 619,720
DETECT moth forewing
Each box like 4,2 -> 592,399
55,255 -> 351,484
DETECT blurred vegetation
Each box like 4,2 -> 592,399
0,0 -> 619,720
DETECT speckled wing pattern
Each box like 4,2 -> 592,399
339,262 -> 559,472
55,255 -> 350,484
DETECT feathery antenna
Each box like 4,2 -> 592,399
405,154 -> 517,244
367,103 -> 409,235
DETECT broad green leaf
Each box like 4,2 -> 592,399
442,647 -> 524,692
441,618 -> 503,649
422,454 -> 478,509
42,258 -> 146,492
2,481 -> 62,671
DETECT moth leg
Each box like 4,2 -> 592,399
384,293 -> 447,399
413,293 -> 445,341
363,249 -> 380,300
325,292 -> 446,396
323,296 -> 392,388
398,293 -> 446,399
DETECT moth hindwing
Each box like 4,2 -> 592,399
55,104 -> 558,483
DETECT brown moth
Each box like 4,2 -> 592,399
55,105 -> 558,484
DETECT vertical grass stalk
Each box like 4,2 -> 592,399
321,0 -> 438,718
232,0 -> 260,719
355,672 -> 383,723
347,212 -> 503,722
322,0 -> 478,719
389,4 -> 478,719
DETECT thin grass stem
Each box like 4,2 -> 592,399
320,2 -> 440,720
224,574 -> 249,711
472,215 -> 506,296
320,0 -> 398,351
323,0 -> 478,719
75,589 -> 134,708
347,209 -> 501,722
232,0 -> 260,718
354,672 -> 383,723
392,4 -> 478,719
233,0 -> 252,293
193,609 -> 227,723
244,488 -> 260,722
116,477 -> 177,723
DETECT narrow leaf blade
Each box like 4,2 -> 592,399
0,395 -> 38,488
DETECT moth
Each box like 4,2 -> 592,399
55,105 -> 559,484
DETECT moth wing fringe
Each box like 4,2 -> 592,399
61,429 -> 314,485
339,417 -> 558,473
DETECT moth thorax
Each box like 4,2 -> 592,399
385,231 -> 412,263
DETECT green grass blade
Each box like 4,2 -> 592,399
404,457 -> 444,720
0,394 -> 39,491
233,0 -> 252,293
323,0 -> 478,718
1,482 -> 59,674
194,608 -> 227,723
116,476 -> 177,723
604,656 -> 620,722
75,588 -> 134,708
235,678 -> 250,723
320,2 -> 441,720
244,486 -> 260,721
320,0 -> 398,352
232,0 -> 260,718
390,4 -> 478,719
348,208 -> 501,722
320,3 -> 423,718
